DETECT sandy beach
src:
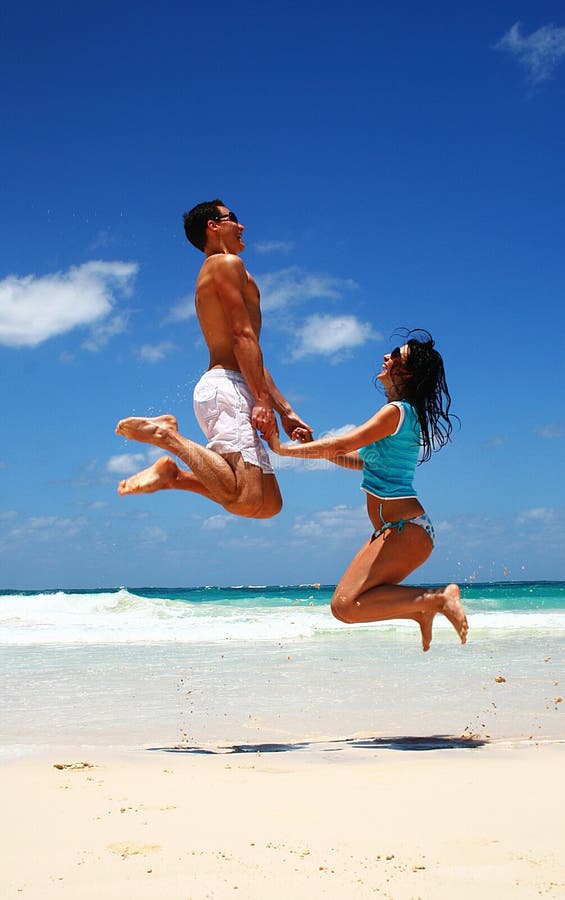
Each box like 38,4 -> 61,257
3,741 -> 564,899
3,584 -> 565,897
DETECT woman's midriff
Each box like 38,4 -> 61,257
366,493 -> 426,531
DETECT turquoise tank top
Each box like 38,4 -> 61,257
358,401 -> 421,499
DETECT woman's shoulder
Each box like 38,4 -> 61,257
384,400 -> 410,430
388,400 -> 419,436
391,399 -> 418,418
388,399 -> 413,411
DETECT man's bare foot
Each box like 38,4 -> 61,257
414,611 -> 435,652
118,456 -> 179,496
115,414 -> 178,444
439,584 -> 468,644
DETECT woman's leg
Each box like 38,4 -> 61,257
331,525 -> 467,650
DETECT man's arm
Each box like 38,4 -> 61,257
264,369 -> 314,442
212,256 -> 276,439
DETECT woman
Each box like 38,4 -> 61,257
268,330 -> 468,652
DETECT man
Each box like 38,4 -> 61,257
115,199 -> 312,518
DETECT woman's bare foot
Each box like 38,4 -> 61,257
438,584 -> 468,644
115,414 -> 178,444
118,456 -> 180,496
414,611 -> 435,652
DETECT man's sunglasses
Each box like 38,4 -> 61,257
211,211 -> 239,224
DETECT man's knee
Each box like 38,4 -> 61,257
253,494 -> 283,519
223,469 -> 282,519
242,474 -> 282,518
226,494 -> 282,519
224,486 -> 265,519
254,478 -> 282,518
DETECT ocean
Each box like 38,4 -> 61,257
2,582 -> 564,757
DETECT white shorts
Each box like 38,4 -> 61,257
193,369 -> 274,475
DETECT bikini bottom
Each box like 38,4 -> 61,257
371,503 -> 435,547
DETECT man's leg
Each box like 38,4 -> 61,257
118,456 -> 218,500
220,457 -> 282,519
254,474 -> 283,519
115,416 -> 281,518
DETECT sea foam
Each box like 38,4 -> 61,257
1,587 -> 564,645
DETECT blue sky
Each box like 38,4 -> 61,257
1,1 -> 564,589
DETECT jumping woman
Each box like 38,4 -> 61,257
268,330 -> 468,652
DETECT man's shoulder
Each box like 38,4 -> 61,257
203,253 -> 246,275
201,255 -> 252,293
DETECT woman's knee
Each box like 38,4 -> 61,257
330,589 -> 359,624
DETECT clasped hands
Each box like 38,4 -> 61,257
252,403 -> 313,450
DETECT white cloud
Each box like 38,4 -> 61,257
257,267 -> 358,312
535,423 -> 565,439
483,435 -> 505,448
82,311 -> 129,352
0,260 -> 138,348
106,448 -> 163,475
140,526 -> 168,544
167,294 -> 196,322
292,313 -> 379,361
7,515 -> 87,541
223,535 -> 273,550
136,341 -> 176,363
496,22 -> 565,85
516,507 -> 559,525
292,504 -> 367,541
146,447 -> 166,463
106,453 -> 147,475
90,228 -> 120,251
432,510 -> 565,578
254,240 -> 294,255
202,514 -> 233,531
434,519 -> 455,535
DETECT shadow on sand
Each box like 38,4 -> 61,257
148,734 -> 488,755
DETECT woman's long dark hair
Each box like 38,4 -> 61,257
390,329 -> 457,463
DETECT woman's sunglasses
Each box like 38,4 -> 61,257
390,346 -> 402,359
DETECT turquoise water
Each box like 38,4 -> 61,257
1,581 -> 564,645
4,580 -> 564,608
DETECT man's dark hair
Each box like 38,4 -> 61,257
183,199 -> 225,251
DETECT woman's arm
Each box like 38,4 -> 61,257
329,450 -> 363,470
268,403 -> 400,460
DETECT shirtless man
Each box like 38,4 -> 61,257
115,199 -> 312,518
